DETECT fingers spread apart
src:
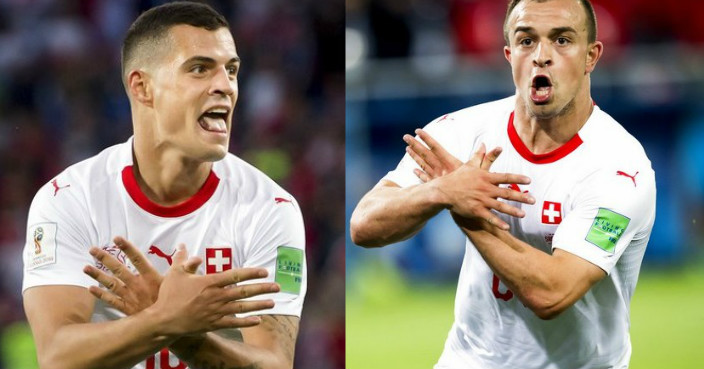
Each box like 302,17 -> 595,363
210,267 -> 269,288
113,236 -> 157,277
89,246 -> 134,283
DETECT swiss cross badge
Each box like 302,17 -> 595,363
205,248 -> 233,274
541,201 -> 562,224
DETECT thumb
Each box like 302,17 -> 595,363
481,146 -> 503,171
183,256 -> 202,274
468,143 -> 486,167
171,243 -> 188,268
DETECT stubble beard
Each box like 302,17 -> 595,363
526,94 -> 576,122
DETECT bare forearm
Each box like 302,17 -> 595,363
350,181 -> 446,247
170,315 -> 298,369
42,309 -> 174,369
456,218 -> 602,319
462,226 -> 553,299
452,212 -> 562,311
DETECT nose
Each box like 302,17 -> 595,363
209,66 -> 236,97
533,41 -> 552,68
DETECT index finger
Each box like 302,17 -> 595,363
209,267 -> 269,287
404,134 -> 441,175
89,246 -> 134,284
113,236 -> 158,278
415,129 -> 450,157
488,172 -> 531,186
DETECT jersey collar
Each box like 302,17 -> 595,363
507,111 -> 584,164
121,165 -> 220,218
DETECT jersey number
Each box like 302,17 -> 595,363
145,348 -> 187,369
492,274 -> 514,301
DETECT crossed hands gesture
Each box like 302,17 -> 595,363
403,129 -> 535,230
83,237 -> 279,336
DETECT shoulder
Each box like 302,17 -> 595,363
572,110 -> 656,224
419,96 -> 515,155
579,107 -> 651,167
216,154 -> 305,251
214,153 -> 300,209
427,96 -> 514,130
30,141 -> 129,214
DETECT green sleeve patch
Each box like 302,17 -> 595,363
275,246 -> 303,294
585,208 -> 630,253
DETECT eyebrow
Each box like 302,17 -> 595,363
182,56 -> 241,66
513,26 -> 578,38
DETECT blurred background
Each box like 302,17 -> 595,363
346,0 -> 704,368
0,0 -> 344,368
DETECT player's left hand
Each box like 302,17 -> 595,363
403,128 -> 502,182
83,236 -> 163,315
405,128 -> 527,231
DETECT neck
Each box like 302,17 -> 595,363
513,90 -> 593,155
131,136 -> 212,207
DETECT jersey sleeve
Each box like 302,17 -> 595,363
238,195 -> 307,317
551,166 -> 656,274
22,177 -> 95,292
383,114 -> 466,188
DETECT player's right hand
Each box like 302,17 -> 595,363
404,129 -> 535,230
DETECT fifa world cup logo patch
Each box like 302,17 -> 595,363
26,222 -> 57,270
33,227 -> 44,255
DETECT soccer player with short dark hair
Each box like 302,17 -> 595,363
23,2 -> 306,368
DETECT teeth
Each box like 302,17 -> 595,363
206,108 -> 228,114
536,89 -> 549,96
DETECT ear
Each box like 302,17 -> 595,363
504,45 -> 512,64
127,70 -> 153,107
585,41 -> 603,74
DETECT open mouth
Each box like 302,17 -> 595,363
198,107 -> 229,134
530,75 -> 553,104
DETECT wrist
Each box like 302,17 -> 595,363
427,177 -> 451,210
140,304 -> 179,342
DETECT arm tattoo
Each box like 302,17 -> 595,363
173,318 -> 296,368
260,315 -> 299,362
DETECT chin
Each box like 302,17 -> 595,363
189,144 -> 228,163
203,148 -> 228,162
529,104 -> 560,120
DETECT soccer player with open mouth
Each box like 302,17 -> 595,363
351,1 -> 656,368
22,3 -> 306,369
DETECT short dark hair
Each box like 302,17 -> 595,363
503,0 -> 597,45
121,1 -> 229,84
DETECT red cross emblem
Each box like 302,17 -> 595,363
205,248 -> 232,274
541,201 -> 562,224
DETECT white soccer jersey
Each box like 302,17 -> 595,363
384,96 -> 656,369
23,137 -> 306,369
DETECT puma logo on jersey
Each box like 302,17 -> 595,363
616,170 -> 639,187
437,114 -> 453,123
148,245 -> 175,265
51,178 -> 71,196
275,197 -> 292,204
508,183 -> 529,193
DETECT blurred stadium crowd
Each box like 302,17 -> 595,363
347,0 -> 704,59
0,1 -> 344,368
347,0 -> 704,283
